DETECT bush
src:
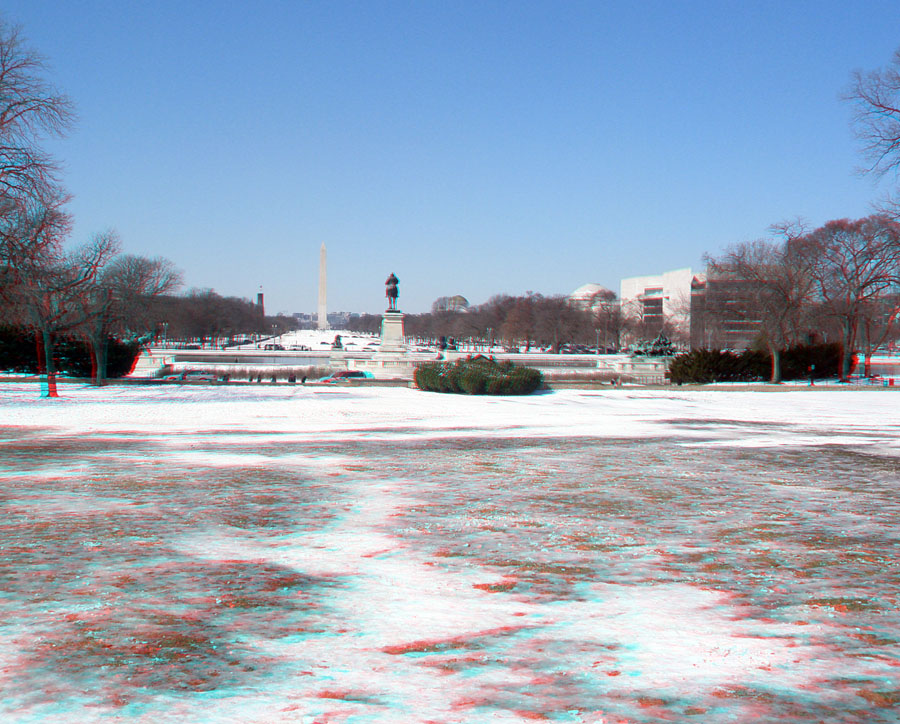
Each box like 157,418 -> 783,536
0,327 -> 141,378
668,343 -> 844,384
780,343 -> 845,380
414,356 -> 543,395
0,326 -> 38,373
667,349 -> 764,384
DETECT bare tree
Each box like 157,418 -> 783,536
858,292 -> 900,375
847,49 -> 900,179
10,228 -> 118,396
707,236 -> 815,383
620,296 -> 669,345
501,295 -> 537,350
794,215 -> 900,379
102,254 -> 182,338
0,21 -> 73,244
75,251 -> 182,385
0,19 -> 75,354
0,190 -> 70,300
530,295 -> 593,352
146,290 -> 279,345
586,289 -> 624,352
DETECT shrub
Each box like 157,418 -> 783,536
414,356 -> 543,395
781,343 -> 844,380
0,327 -> 140,378
0,326 -> 38,373
667,349 -> 764,384
54,338 -> 141,378
107,339 -> 142,377
668,343 -> 844,384
413,363 -> 443,392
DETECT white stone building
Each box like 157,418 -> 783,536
619,267 -> 694,336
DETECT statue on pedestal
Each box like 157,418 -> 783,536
379,272 -> 406,356
385,273 -> 399,311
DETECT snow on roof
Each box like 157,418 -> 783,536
569,282 -> 613,300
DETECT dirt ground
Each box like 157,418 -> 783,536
1,420 -> 899,723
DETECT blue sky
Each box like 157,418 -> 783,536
4,1 -> 900,314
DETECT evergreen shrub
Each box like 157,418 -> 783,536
0,327 -> 141,378
668,343 -> 844,384
414,356 -> 543,395
780,343 -> 845,380
0,326 -> 38,373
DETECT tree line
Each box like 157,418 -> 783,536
0,20 -> 299,394
146,290 -> 297,346
379,45 -> 900,376
703,216 -> 900,382
0,21 -> 187,394
3,14 -> 900,391
346,292 -> 623,353
344,205 -> 900,380
694,48 -> 900,383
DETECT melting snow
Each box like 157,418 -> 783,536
1,382 -> 899,722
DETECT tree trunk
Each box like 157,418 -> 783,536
89,333 -> 109,386
769,344 -> 782,384
39,328 -> 58,398
841,318 -> 855,381
860,320 -> 871,377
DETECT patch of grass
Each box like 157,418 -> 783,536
857,689 -> 900,707
473,581 -> 517,593
806,597 -> 879,612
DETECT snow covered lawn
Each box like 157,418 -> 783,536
1,382 -> 899,723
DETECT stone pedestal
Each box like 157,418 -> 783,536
379,311 -> 406,352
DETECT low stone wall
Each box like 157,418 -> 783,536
346,352 -> 437,380
133,346 -> 674,384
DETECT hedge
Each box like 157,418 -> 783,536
0,326 -> 141,378
668,343 -> 846,384
414,356 -> 543,395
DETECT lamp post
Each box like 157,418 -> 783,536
161,321 -> 168,348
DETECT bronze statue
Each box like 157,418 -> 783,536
385,273 -> 399,311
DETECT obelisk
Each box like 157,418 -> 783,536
317,243 -> 327,330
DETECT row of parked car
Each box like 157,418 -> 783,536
161,370 -> 218,382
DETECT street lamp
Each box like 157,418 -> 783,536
161,321 -> 168,348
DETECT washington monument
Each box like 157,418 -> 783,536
317,243 -> 327,330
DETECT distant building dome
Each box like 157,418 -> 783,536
447,294 -> 469,311
569,283 -> 614,309
432,294 -> 469,313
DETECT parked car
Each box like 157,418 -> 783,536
317,370 -> 374,383
162,370 -> 218,382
